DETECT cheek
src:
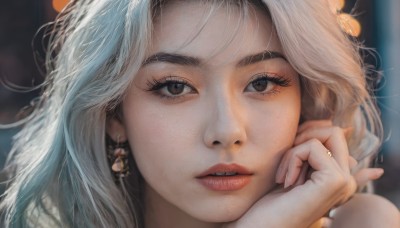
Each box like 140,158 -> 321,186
250,93 -> 300,142
122,99 -> 200,178
247,96 -> 301,176
255,105 -> 300,143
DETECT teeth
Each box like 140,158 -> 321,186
212,172 -> 238,176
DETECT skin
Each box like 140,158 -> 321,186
127,1 -> 301,226
107,1 -> 400,227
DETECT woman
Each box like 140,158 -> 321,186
1,0 -> 399,227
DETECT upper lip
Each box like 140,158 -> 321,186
196,163 -> 253,178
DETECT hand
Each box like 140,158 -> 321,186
224,120 -> 383,228
275,119 -> 357,206
285,120 -> 383,194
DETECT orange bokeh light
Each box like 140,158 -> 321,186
52,0 -> 70,13
328,0 -> 345,13
337,13 -> 361,37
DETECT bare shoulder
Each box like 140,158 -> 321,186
330,193 -> 400,228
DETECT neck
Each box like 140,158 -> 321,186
144,184 -> 223,228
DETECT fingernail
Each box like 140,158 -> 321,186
284,181 -> 289,189
284,173 -> 291,188
376,169 -> 384,178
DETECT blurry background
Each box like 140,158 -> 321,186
0,0 -> 399,207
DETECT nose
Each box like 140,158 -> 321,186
203,95 -> 247,150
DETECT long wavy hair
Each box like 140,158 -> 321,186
0,0 -> 382,227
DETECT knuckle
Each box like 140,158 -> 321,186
290,148 -> 301,157
336,175 -> 355,197
331,126 -> 344,136
329,171 -> 350,188
293,158 -> 303,168
333,174 -> 347,187
307,138 -> 322,149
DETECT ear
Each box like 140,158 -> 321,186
106,118 -> 128,142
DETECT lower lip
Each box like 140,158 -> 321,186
197,175 -> 252,191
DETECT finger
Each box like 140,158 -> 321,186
284,156 -> 303,188
295,125 -> 346,146
320,217 -> 333,228
297,120 -> 332,134
276,151 -> 291,184
293,163 -> 310,187
284,139 -> 336,188
294,126 -> 349,172
353,168 -> 384,187
343,127 -> 353,140
349,156 -> 358,170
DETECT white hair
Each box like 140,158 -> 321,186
0,0 -> 382,227
262,0 -> 382,159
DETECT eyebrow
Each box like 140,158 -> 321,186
142,50 -> 287,67
142,52 -> 201,66
236,50 -> 287,67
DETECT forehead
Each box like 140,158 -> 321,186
149,1 -> 283,66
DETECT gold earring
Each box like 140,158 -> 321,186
106,134 -> 130,180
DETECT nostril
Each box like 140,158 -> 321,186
234,140 -> 241,145
212,141 -> 221,145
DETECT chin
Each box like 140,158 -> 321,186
185,199 -> 251,223
196,209 -> 247,223
202,212 -> 245,223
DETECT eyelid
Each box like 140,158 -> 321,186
146,76 -> 196,91
246,72 -> 291,87
243,72 -> 292,96
145,76 -> 198,100
247,72 -> 284,83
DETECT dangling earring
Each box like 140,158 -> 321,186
106,134 -> 131,180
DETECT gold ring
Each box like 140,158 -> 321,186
326,150 -> 333,157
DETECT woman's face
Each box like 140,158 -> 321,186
122,1 -> 301,223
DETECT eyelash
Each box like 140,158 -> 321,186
245,73 -> 291,95
145,73 -> 291,100
146,76 -> 197,100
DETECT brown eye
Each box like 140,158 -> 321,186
167,82 -> 185,95
147,78 -> 197,99
251,78 -> 269,92
244,74 -> 290,94
245,77 -> 274,93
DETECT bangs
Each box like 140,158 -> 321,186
151,0 -> 274,65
